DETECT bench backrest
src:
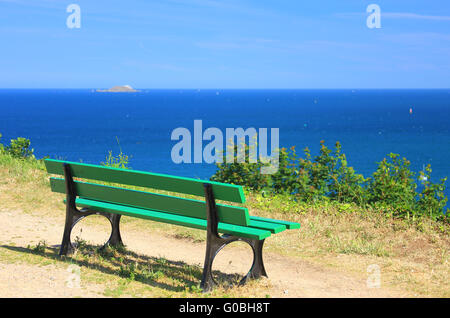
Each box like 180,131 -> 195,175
44,159 -> 250,226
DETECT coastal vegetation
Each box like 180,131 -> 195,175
212,140 -> 449,223
0,133 -> 448,223
0,134 -> 35,159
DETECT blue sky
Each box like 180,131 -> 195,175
1,0 -> 449,88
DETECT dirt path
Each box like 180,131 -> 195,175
0,208 -> 408,298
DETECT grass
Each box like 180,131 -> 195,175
0,240 -> 268,298
0,152 -> 449,297
243,188 -> 449,297
28,240 -> 48,254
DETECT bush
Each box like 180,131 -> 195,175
2,136 -> 34,159
210,142 -> 270,190
211,140 -> 448,221
415,164 -> 448,220
101,137 -> 131,169
295,141 -> 367,204
101,150 -> 130,169
212,140 -> 367,204
327,143 -> 367,205
367,153 -> 417,218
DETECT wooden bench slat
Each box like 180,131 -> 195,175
249,216 -> 300,230
44,159 -> 245,203
74,198 -> 271,240
50,177 -> 250,227
248,220 -> 286,234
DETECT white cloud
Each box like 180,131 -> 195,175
382,12 -> 450,21
336,11 -> 450,21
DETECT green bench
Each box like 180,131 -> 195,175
44,159 -> 300,291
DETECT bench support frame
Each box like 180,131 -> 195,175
58,164 -> 267,291
201,184 -> 267,292
59,164 -> 123,256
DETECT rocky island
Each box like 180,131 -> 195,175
96,85 -> 139,92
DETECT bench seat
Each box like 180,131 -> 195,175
249,216 -> 301,230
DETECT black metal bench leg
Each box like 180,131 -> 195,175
60,164 -> 125,256
200,235 -> 268,291
201,183 -> 268,292
242,238 -> 268,284
251,238 -> 268,279
200,235 -> 219,292
201,183 -> 224,292
200,255 -> 214,292
59,207 -> 77,256
201,232 -> 241,292
106,214 -> 123,247
59,202 -> 95,256
60,209 -> 124,255
59,164 -> 80,256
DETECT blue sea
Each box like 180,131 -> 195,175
0,89 -> 449,201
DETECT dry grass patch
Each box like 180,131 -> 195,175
245,194 -> 449,297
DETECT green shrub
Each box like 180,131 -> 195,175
327,143 -> 367,205
212,140 -> 367,204
101,137 -> 131,169
210,142 -> 270,190
101,150 -> 130,169
367,153 -> 417,218
211,140 -> 448,222
415,164 -> 448,220
4,137 -> 34,159
295,141 -> 367,204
